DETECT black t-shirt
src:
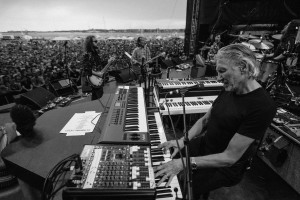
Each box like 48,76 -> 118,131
81,52 -> 103,77
274,34 -> 295,57
203,87 -> 276,156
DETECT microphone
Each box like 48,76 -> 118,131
166,83 -> 205,94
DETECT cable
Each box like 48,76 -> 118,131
47,183 -> 68,200
91,113 -> 101,125
98,98 -> 109,114
42,154 -> 79,200
164,92 -> 187,197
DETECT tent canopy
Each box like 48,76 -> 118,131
52,36 -> 70,41
22,35 -> 32,40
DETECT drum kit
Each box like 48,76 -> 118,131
199,32 -> 298,89
229,33 -> 286,84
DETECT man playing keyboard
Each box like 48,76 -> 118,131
154,44 -> 276,199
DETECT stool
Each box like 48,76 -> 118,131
147,72 -> 162,107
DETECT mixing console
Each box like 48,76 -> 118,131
63,144 -> 156,200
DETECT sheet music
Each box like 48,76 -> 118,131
60,111 -> 102,136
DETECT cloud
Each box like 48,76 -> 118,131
0,0 -> 187,31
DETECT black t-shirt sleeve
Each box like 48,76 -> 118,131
237,105 -> 276,140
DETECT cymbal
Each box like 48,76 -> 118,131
241,42 -> 256,51
255,53 -> 264,59
200,46 -> 210,51
272,34 -> 282,40
238,34 -> 259,39
248,39 -> 274,50
228,34 -> 239,37
228,34 -> 258,39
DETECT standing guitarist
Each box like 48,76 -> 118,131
81,35 -> 115,100
131,37 -> 151,83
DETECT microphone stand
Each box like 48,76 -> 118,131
63,41 -> 75,95
141,58 -> 149,105
179,88 -> 193,200
167,67 -> 171,79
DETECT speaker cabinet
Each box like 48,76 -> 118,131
49,79 -> 78,96
190,65 -> 207,78
115,68 -> 136,83
160,59 -> 175,69
172,57 -> 183,65
19,87 -> 56,109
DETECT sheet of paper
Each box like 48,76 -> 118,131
66,131 -> 86,136
60,112 -> 102,136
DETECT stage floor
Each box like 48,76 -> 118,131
1,67 -> 300,200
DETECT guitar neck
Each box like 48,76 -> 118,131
144,53 -> 164,65
100,59 -> 114,73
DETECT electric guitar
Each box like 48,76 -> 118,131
127,52 -> 166,74
87,56 -> 116,88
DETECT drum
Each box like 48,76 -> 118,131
255,53 -> 264,59
257,60 -> 279,82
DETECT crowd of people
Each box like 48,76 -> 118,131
0,36 -> 185,105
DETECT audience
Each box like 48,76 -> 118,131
0,36 -> 185,105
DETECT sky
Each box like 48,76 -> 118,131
0,0 -> 187,32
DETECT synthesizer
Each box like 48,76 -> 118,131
154,78 -> 223,101
98,86 -> 149,145
147,107 -> 183,200
63,144 -> 156,200
155,96 -> 217,115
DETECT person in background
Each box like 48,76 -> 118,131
207,33 -> 224,63
31,71 -> 45,88
81,35 -> 115,100
131,37 -> 152,82
261,20 -> 299,85
0,104 -> 40,200
10,74 -> 23,95
20,75 -> 33,93
267,20 -> 299,61
154,44 -> 276,199
68,63 -> 81,86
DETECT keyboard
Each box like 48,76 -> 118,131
155,96 -> 217,115
147,108 -> 183,200
154,78 -> 222,103
156,79 -> 223,89
99,86 -> 150,145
